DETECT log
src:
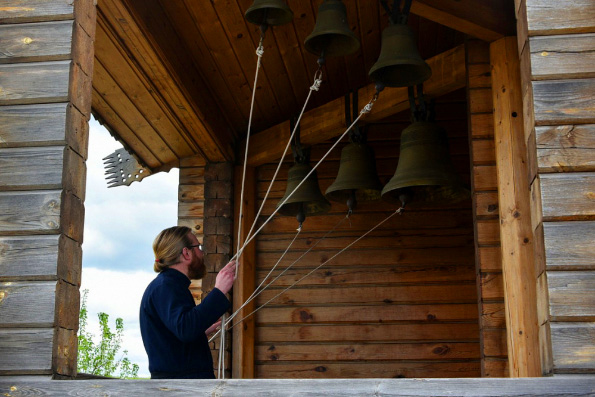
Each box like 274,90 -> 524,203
0,281 -> 56,327
540,173 -> 595,220
0,61 -> 70,105
536,124 -> 595,173
0,191 -> 61,235
0,147 -> 65,191
543,221 -> 595,270
530,34 -> 595,80
0,328 -> 53,373
548,271 -> 595,319
551,322 -> 595,372
0,0 -> 73,23
526,0 -> 595,35
533,79 -> 595,125
0,21 -> 73,63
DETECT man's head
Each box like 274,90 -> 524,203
153,226 -> 205,279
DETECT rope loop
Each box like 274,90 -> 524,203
256,44 -> 264,58
310,77 -> 322,92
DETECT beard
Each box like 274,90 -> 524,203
188,253 -> 206,280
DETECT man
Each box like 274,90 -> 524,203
140,226 -> 236,379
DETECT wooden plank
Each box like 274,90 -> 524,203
0,21 -> 73,64
0,281 -> 56,327
245,45 -> 467,166
0,328 -> 53,373
255,284 -> 477,306
0,236 -> 60,281
536,124 -> 595,173
178,166 -> 205,185
0,191 -> 61,235
257,323 -> 479,343
472,139 -> 496,165
0,1 -> 73,23
544,221 -> 595,270
468,64 -> 492,89
533,79 -> 595,125
491,37 -> 541,377
475,192 -> 499,218
470,113 -> 495,139
473,165 -> 498,191
178,184 -> 205,203
257,265 -> 476,287
548,271 -> 595,320
256,304 -> 478,324
526,0 -> 595,35
178,201 -> 204,218
480,273 -> 504,300
483,358 -> 509,377
469,88 -> 493,114
478,246 -> 502,272
256,342 -> 480,362
551,322 -> 595,372
476,220 -> 500,245
482,302 -> 506,329
232,166 -> 256,379
540,173 -> 595,220
530,34 -> 595,80
483,328 -> 508,357
3,377 -> 595,395
0,61 -> 70,105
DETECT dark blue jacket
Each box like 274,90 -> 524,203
140,268 -> 230,379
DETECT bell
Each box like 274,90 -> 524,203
325,142 -> 382,211
369,24 -> 432,87
245,0 -> 293,26
382,121 -> 469,206
304,0 -> 360,57
277,163 -> 331,221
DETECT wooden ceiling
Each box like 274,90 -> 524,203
92,0 -> 515,171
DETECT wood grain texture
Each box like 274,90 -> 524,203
543,221 -> 595,270
536,124 -> 595,173
551,322 -> 595,372
0,0 -> 73,24
530,34 -> 595,80
2,377 -> 595,395
533,79 -> 595,125
0,21 -> 73,64
0,191 -> 61,235
526,0 -> 595,35
540,173 -> 595,220
548,271 -> 595,320
0,281 -> 56,327
0,61 -> 70,105
0,147 -> 65,191
0,328 -> 53,373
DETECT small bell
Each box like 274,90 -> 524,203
277,163 -> 331,225
382,121 -> 469,206
325,142 -> 382,212
369,23 -> 431,87
245,0 -> 293,27
304,0 -> 360,58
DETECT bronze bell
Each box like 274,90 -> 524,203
304,0 -> 360,57
369,24 -> 432,87
245,0 -> 293,26
325,142 -> 382,211
277,163 -> 331,224
381,121 -> 469,206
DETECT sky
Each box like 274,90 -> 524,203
80,117 -> 179,377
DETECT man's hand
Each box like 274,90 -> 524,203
206,320 -> 221,336
214,260 -> 236,294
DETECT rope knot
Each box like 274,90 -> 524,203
360,101 -> 374,115
256,44 -> 264,58
310,78 -> 322,91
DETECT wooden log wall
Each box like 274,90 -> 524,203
251,91 -> 481,378
465,39 -> 508,377
0,0 -> 95,378
516,0 -> 595,376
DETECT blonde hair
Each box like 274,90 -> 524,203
153,226 -> 193,272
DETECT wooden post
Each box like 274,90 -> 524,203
0,0 -> 95,378
232,166 -> 256,379
490,36 -> 541,377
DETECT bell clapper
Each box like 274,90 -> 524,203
346,189 -> 357,214
296,204 -> 306,231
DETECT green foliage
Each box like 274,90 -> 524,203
77,289 -> 139,378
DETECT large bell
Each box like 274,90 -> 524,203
304,0 -> 360,57
325,142 -> 382,210
245,0 -> 293,26
382,121 -> 469,206
277,163 -> 331,222
369,24 -> 432,87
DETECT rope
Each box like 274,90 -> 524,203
209,213 -> 348,343
228,206 -> 404,330
235,67 -> 324,263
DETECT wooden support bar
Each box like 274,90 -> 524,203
232,166 -> 256,379
490,37 -> 541,377
244,45 -> 466,166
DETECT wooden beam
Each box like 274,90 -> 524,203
490,37 -> 541,377
232,166 -> 256,379
411,0 -> 515,43
244,45 -> 466,167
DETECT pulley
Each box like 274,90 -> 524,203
304,0 -> 360,58
245,0 -> 293,27
381,121 -> 469,206
369,23 -> 431,87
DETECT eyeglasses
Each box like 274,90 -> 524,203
187,244 -> 203,252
